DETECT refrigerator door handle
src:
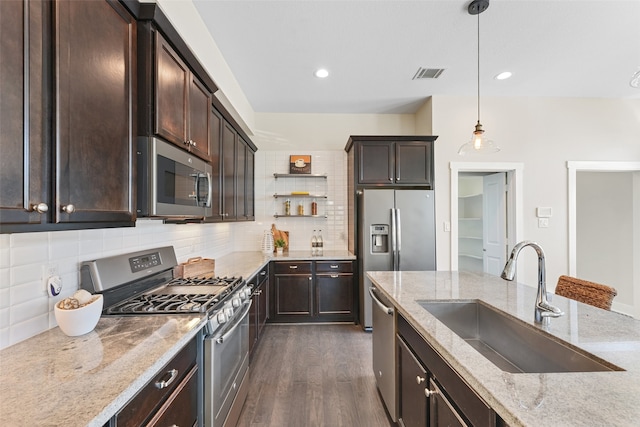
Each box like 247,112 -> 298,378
390,208 -> 398,270
396,208 -> 402,270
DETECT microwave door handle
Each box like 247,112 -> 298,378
205,172 -> 212,207
193,171 -> 200,206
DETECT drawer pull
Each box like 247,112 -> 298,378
425,388 -> 437,397
330,274 -> 339,278
260,270 -> 266,276
289,265 -> 298,269
155,369 -> 178,390
330,264 -> 339,269
416,375 -> 425,384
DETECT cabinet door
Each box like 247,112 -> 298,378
221,121 -> 237,220
155,32 -> 188,147
315,274 -> 354,320
429,379 -> 468,427
208,107 -> 222,220
395,141 -> 433,185
245,143 -> 255,220
187,74 -> 211,160
236,138 -> 246,220
55,0 -> 135,224
273,274 -> 313,318
358,142 -> 394,184
0,0 -> 49,226
398,338 -> 428,427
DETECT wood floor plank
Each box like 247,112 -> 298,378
236,324 -> 393,427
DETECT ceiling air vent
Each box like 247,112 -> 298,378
412,67 -> 445,80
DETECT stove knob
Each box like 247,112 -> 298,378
224,307 -> 233,317
232,298 -> 241,308
217,312 -> 227,324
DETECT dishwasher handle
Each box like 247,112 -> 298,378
369,287 -> 394,315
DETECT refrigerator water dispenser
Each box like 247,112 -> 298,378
370,224 -> 389,253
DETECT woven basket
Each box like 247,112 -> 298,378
555,275 -> 617,310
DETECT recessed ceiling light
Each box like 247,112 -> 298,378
314,68 -> 329,79
494,71 -> 512,80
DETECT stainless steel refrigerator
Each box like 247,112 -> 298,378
358,189 -> 436,329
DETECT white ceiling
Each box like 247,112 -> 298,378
192,0 -> 640,114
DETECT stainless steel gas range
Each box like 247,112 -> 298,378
80,246 -> 251,427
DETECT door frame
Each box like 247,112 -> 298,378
567,161 -> 640,317
450,162 -> 524,271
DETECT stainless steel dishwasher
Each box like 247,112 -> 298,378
369,286 -> 397,422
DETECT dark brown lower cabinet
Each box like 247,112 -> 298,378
397,315 -> 496,427
115,338 -> 199,427
269,260 -> 355,323
249,264 -> 269,357
398,337 -> 428,427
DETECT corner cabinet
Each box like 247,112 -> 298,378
345,136 -> 437,187
269,260 -> 355,323
272,174 -> 328,218
1,0 -> 136,232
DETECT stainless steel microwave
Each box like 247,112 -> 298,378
137,137 -> 212,218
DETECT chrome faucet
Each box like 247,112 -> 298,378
501,241 -> 564,324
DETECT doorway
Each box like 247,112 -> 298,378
568,161 -> 640,318
450,162 -> 524,274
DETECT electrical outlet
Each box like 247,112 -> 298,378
538,218 -> 549,228
42,264 -> 59,295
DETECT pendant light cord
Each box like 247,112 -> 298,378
477,12 -> 480,124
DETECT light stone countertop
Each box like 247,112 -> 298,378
367,270 -> 640,427
0,250 -> 354,426
0,314 -> 205,426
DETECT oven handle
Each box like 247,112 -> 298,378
214,300 -> 252,344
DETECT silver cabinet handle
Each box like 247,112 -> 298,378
425,388 -> 437,397
61,204 -> 75,213
260,270 -> 266,276
289,265 -> 298,269
30,203 -> 48,213
330,274 -> 339,278
191,140 -> 197,147
154,369 -> 178,389
416,376 -> 425,384
330,264 -> 339,269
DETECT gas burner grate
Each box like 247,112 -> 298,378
107,293 -> 219,314
167,276 -> 243,287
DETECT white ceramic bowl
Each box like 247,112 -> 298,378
54,294 -> 103,337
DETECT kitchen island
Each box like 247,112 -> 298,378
367,270 -> 640,426
0,250 -> 354,426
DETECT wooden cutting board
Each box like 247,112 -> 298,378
173,257 -> 215,278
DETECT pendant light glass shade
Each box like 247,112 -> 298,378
458,121 -> 500,155
459,0 -> 500,156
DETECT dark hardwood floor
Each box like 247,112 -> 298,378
237,324 -> 394,427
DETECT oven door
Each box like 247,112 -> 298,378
151,137 -> 212,217
204,300 -> 251,427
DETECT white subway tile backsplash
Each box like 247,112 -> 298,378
10,314 -> 48,346
10,294 -> 48,325
1,149 -> 349,349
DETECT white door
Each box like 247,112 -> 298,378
482,173 -> 507,276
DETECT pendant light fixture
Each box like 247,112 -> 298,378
458,0 -> 500,155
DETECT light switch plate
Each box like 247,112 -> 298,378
536,207 -> 552,218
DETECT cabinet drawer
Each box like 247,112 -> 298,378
147,365 -> 199,427
273,261 -> 312,274
315,261 -> 353,273
116,339 -> 198,427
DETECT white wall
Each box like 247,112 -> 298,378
432,95 -> 640,288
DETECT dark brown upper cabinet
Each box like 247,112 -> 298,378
0,0 -> 136,233
207,113 -> 255,222
345,136 -> 437,187
139,25 -> 212,161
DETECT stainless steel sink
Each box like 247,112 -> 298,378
418,300 -> 624,373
